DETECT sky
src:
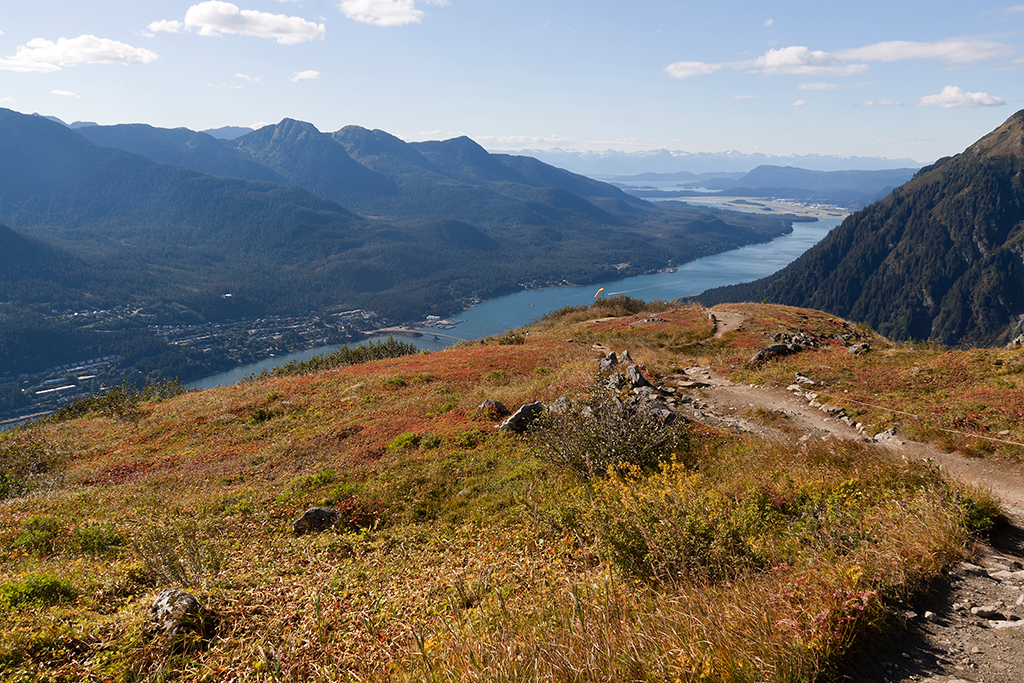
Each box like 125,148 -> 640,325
1,1 -> 1023,163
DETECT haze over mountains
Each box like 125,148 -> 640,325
699,109 -> 1024,347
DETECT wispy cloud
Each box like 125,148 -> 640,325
234,72 -> 261,82
150,1 -> 325,45
1006,5 -> 1024,14
857,100 -> 902,107
797,81 -> 872,90
665,36 -> 1015,80
834,37 -> 1012,65
793,99 -> 807,106
290,69 -> 319,81
0,35 -> 158,73
917,85 -> 1005,107
731,94 -> 758,100
764,19 -> 774,27
51,89 -> 79,97
338,0 -> 448,27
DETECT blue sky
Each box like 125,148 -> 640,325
1,1 -> 1022,162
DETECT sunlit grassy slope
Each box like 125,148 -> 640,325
0,298 -> 1011,682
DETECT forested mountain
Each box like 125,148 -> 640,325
698,109 -> 1024,346
0,107 -> 805,380
76,124 -> 286,184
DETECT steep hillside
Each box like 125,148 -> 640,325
76,124 -> 287,184
698,109 -> 1024,346
232,119 -> 397,203
0,299 -> 1008,682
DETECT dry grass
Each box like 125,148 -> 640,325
0,299 -> 1003,682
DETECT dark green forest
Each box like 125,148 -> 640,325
698,110 -> 1024,346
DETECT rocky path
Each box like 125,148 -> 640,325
681,311 -> 1024,683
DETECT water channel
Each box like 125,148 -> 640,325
191,215 -> 843,389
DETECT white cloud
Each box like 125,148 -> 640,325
857,100 -> 901,107
797,81 -> 873,90
917,85 -> 1005,108
793,99 -> 807,106
750,46 -> 869,76
151,2 -> 325,45
234,72 -> 261,82
0,96 -> 11,102
338,0 -> 447,27
1006,5 -> 1024,13
148,19 -> 183,33
663,61 -> 724,79
51,89 -> 78,97
474,133 -> 574,147
731,94 -> 758,100
835,37 -> 1012,65
0,35 -> 158,73
666,35 -> 1015,82
290,69 -> 319,81
764,19 -> 774,27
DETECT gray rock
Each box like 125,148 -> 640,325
499,402 -> 544,432
848,342 -> 871,355
598,351 -> 618,373
645,400 -> 677,426
972,605 -> 1006,620
874,427 -> 898,440
149,589 -> 202,636
626,365 -> 651,388
750,343 -> 801,363
478,399 -> 510,417
620,350 -> 634,364
292,507 -> 340,535
547,396 -> 570,415
605,373 -> 627,390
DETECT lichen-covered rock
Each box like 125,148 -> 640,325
498,402 -> 544,432
292,507 -> 340,535
149,589 -> 201,636
598,351 -> 618,373
626,365 -> 651,388
848,342 -> 871,355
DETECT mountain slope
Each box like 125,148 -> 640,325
232,119 -> 397,203
75,124 -> 287,184
697,110 -> 1024,346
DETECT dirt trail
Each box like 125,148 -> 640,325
684,309 -> 1024,683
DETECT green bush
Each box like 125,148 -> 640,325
11,514 -> 64,556
72,523 -> 125,556
132,520 -> 223,589
250,337 -> 419,379
46,378 -> 186,423
387,432 -> 420,452
1,574 -> 77,609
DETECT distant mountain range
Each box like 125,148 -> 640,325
494,148 -> 923,177
613,165 -> 919,209
698,109 -> 1024,346
1,108 -> 803,377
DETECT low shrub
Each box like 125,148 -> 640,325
1,574 -> 77,609
534,392 -> 690,480
251,337 -> 420,379
72,523 -> 125,556
11,514 -> 64,556
132,520 -> 223,589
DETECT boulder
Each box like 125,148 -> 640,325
148,589 -> 202,636
751,344 -> 801,362
645,400 -> 677,426
620,350 -> 634,364
606,373 -> 628,390
292,507 -> 340,535
547,396 -> 571,415
626,365 -> 651,388
598,351 -> 618,373
499,402 -> 544,432
848,342 -> 871,355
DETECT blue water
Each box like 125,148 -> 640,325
191,216 -> 842,389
